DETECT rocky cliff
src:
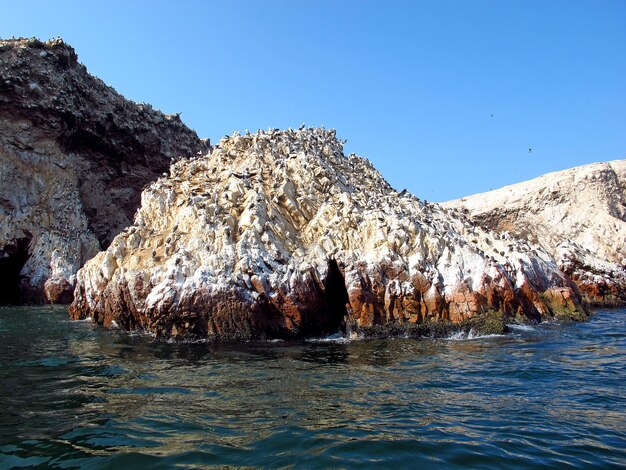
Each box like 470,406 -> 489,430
70,128 -> 586,340
444,161 -> 626,306
0,38 -> 208,304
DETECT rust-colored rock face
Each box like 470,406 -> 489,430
0,37 -> 208,304
70,128 -> 587,340
43,277 -> 74,304
444,160 -> 626,308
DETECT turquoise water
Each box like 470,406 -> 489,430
0,306 -> 625,469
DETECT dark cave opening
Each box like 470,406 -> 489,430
0,236 -> 32,305
324,258 -> 350,334
0,236 -> 31,305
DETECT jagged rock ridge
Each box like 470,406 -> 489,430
0,37 -> 209,304
444,160 -> 626,306
70,128 -> 586,340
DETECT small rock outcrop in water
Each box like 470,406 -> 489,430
444,161 -> 626,306
0,38 -> 208,304
70,128 -> 586,340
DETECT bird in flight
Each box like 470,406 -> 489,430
528,148 -> 532,153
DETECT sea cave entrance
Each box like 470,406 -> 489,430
0,236 -> 32,305
323,258 -> 350,334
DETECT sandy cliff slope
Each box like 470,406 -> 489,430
70,128 -> 586,340
0,37 -> 208,304
444,160 -> 626,306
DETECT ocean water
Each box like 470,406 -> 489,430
0,306 -> 624,469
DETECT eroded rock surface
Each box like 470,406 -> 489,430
444,161 -> 626,306
70,128 -> 586,340
0,38 -> 208,304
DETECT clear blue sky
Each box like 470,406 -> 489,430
2,1 -> 625,201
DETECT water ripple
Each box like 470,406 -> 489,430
0,306 -> 625,468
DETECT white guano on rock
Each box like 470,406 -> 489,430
70,128 -> 587,339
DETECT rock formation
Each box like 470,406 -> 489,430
0,38 -> 208,304
444,161 -> 626,306
70,128 -> 587,340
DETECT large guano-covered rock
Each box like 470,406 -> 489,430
0,37 -> 208,304
70,128 -> 586,340
444,160 -> 626,307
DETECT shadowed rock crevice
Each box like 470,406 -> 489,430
322,259 -> 350,335
0,236 -> 32,305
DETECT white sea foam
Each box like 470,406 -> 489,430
506,323 -> 536,331
446,331 -> 468,341
445,329 -> 507,341
306,332 -> 352,343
